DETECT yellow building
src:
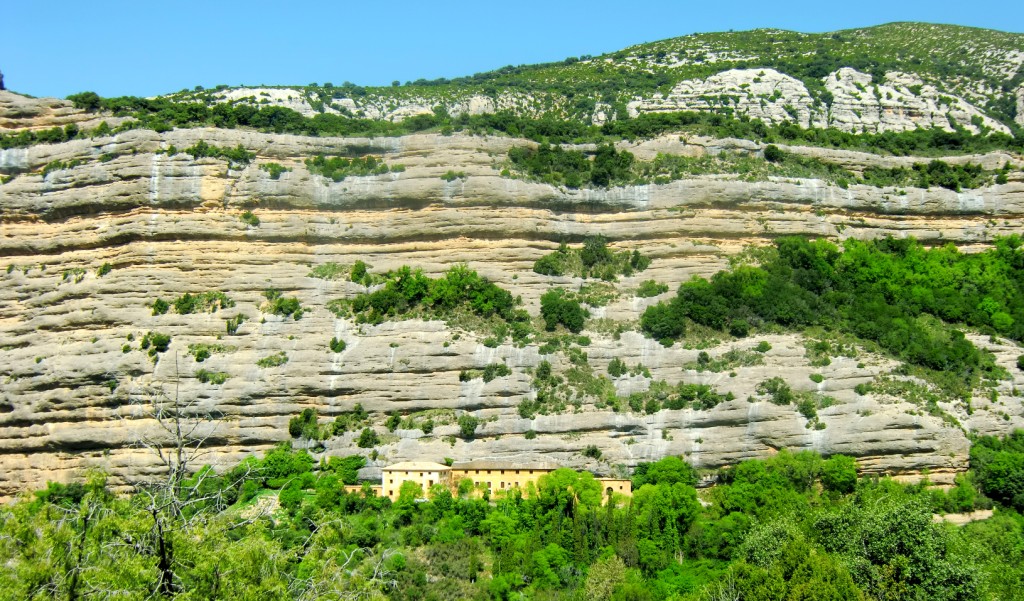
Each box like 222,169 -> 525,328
377,460 -> 634,503
597,478 -> 633,498
381,461 -> 451,500
449,460 -> 560,495
342,484 -> 382,496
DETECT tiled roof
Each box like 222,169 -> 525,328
382,461 -> 451,472
451,460 -> 560,471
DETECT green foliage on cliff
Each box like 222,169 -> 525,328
256,351 -> 288,368
341,264 -> 531,343
259,162 -> 291,179
305,154 -> 396,181
262,289 -> 303,319
533,236 -> 651,280
173,291 -> 235,314
642,235 -> 1024,398
195,368 -> 229,385
184,140 -> 254,165
540,289 -> 589,333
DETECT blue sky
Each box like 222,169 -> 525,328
3,0 -> 1023,99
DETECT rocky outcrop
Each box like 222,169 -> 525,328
628,69 -> 822,129
825,69 -> 1010,135
1,94 -> 1024,497
1016,85 -> 1024,127
627,68 -> 1010,135
0,91 -> 122,133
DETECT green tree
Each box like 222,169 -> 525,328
458,415 -> 481,439
821,454 -> 858,494
540,288 -> 588,332
356,428 -> 379,448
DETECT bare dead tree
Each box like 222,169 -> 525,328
702,568 -> 741,601
126,353 -> 235,596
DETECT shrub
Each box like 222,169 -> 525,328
188,343 -> 232,362
306,154 -> 394,181
140,332 -> 171,360
240,210 -> 260,227
582,445 -> 603,459
289,408 -> 320,439
636,280 -> 669,298
329,337 -> 346,353
757,377 -> 793,405
67,91 -> 102,111
96,263 -> 113,277
185,140 -> 254,165
225,314 -> 247,335
350,260 -> 370,284
1017,355 -> 1024,371
763,144 -> 785,163
540,289 -> 588,333
458,415 -> 480,439
754,341 -> 772,353
533,236 -> 651,280
151,298 -> 170,316
256,351 -> 288,368
854,382 -> 872,395
441,170 -> 466,181
482,363 -> 512,382
525,430 -> 537,439
195,369 -> 229,385
173,291 -> 234,314
607,357 -> 628,378
809,373 -> 825,383
260,162 -> 291,179
729,319 -> 750,338
263,289 -> 303,319
356,428 -> 380,448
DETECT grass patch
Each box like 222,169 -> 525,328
256,351 -> 289,368
195,369 -> 229,385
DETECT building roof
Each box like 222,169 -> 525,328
382,461 -> 451,472
451,460 -> 560,471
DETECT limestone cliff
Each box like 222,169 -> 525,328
2,89 -> 1024,498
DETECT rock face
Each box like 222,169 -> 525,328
628,68 -> 1010,135
200,66 -> 1016,136
1017,85 -> 1024,127
628,69 -> 821,128
1,93 -> 1024,497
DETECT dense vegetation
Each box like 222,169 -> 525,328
331,264 -> 531,344
305,154 -> 403,181
642,235 -> 1024,399
3,432 -> 1023,600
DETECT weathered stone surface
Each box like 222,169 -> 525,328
825,69 -> 1009,135
628,69 -> 822,128
0,91 -> 125,133
624,68 -> 1009,135
1,93 -> 1023,497
1017,85 -> 1024,127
